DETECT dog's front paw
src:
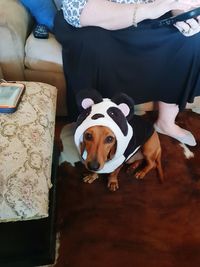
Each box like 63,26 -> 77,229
107,180 -> 119,192
135,170 -> 146,179
83,173 -> 99,184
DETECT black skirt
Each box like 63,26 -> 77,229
54,10 -> 200,122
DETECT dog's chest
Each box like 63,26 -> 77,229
126,149 -> 143,164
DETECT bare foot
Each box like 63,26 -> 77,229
154,122 -> 196,146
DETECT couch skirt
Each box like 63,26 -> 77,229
54,10 -> 200,122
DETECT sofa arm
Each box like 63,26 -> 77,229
0,0 -> 33,80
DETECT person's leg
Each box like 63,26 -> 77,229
154,101 -> 196,146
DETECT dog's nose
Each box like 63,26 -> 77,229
87,161 -> 100,171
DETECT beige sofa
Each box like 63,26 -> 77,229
0,0 -> 67,116
0,0 -> 199,117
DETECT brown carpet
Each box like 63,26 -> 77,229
54,110 -> 200,267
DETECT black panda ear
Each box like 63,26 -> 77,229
76,89 -> 103,111
111,93 -> 134,121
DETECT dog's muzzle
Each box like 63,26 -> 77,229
87,160 -> 100,172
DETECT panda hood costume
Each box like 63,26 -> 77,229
74,90 -> 154,174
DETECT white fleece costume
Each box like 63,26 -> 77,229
74,91 -> 154,174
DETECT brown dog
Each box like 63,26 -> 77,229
81,125 -> 164,191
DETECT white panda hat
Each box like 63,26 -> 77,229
74,90 -> 137,174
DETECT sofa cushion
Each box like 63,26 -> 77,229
25,33 -> 63,72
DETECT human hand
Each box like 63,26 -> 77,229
146,0 -> 195,20
172,2 -> 200,36
174,16 -> 200,36
177,0 -> 200,9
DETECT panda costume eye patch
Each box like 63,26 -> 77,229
91,113 -> 105,120
107,107 -> 128,136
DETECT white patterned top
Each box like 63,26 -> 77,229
62,0 -> 153,27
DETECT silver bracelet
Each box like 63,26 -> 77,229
132,5 -> 138,27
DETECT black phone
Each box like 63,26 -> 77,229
152,7 -> 200,28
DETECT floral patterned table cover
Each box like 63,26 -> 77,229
0,82 -> 57,222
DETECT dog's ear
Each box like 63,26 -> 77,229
80,141 -> 87,160
107,141 -> 117,161
76,89 -> 103,112
111,93 -> 134,121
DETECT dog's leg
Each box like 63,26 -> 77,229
135,157 -> 155,179
107,166 -> 122,192
155,150 -> 164,182
83,173 -> 99,184
133,132 -> 164,181
135,148 -> 163,181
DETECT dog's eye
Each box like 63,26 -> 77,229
84,132 -> 93,141
105,136 -> 114,143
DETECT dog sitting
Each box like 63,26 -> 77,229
74,90 -> 164,191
